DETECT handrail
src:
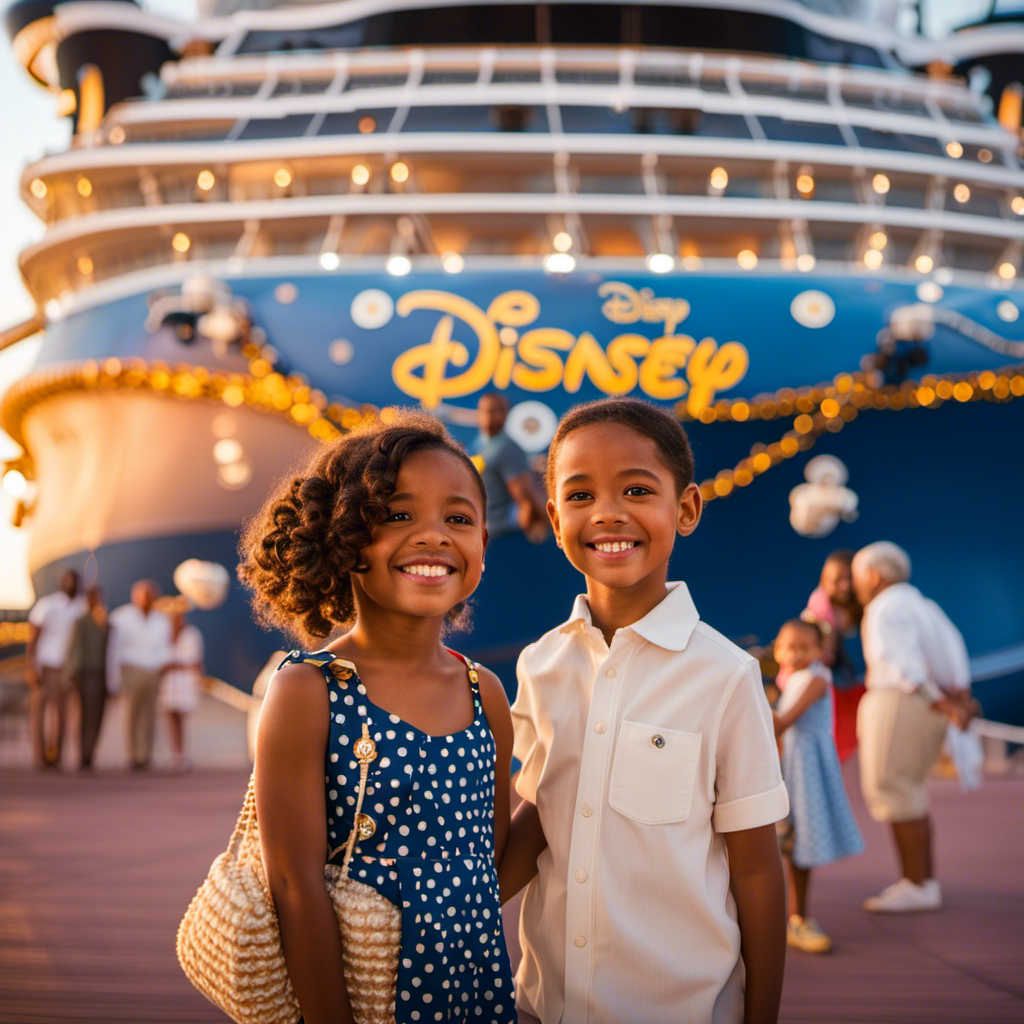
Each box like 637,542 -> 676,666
0,317 -> 44,356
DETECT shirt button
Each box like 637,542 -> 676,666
595,721 -> 607,734
605,667 -> 616,677
575,935 -> 587,948
575,869 -> 588,883
580,803 -> 592,817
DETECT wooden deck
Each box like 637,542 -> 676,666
0,760 -> 1021,1024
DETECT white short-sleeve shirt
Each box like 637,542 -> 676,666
29,592 -> 87,669
511,582 -> 788,1024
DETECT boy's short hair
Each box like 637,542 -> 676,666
546,397 -> 695,497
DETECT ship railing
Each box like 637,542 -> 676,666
160,44 -> 993,122
99,71 -> 1011,159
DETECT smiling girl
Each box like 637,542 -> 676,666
501,397 -> 789,1024
239,412 -> 516,1024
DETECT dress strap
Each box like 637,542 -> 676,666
277,649 -> 357,687
445,648 -> 482,707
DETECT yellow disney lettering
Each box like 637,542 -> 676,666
639,335 -> 695,401
513,328 -> 574,392
392,291 -> 500,408
598,281 -> 691,335
686,339 -> 749,416
564,332 -> 650,395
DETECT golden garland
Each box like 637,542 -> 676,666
3,339 -> 1023,510
0,350 -> 378,454
680,366 -> 1024,503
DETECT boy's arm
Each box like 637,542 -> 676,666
724,824 -> 787,1024
498,796 -> 547,904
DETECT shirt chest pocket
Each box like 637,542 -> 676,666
608,720 -> 702,825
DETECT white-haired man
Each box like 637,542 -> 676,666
852,542 -> 972,912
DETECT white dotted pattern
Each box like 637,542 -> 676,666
282,650 -> 515,1023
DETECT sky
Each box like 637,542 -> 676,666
0,0 -> 999,607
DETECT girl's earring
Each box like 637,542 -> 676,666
480,561 -> 486,573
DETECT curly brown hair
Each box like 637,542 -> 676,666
238,410 -> 486,642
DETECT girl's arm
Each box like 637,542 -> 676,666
255,664 -> 354,1024
772,675 -> 828,736
498,797 -> 547,903
724,824 -> 787,1024
476,666 -> 514,864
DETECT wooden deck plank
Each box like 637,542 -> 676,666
0,760 -> 1021,1023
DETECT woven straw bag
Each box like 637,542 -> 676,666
177,724 -> 401,1024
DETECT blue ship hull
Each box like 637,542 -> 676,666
29,267 -> 1024,719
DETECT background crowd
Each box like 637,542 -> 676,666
26,571 -> 205,772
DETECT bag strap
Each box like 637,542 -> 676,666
229,773 -> 258,858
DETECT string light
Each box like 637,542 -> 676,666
172,232 -> 191,253
30,179 -> 47,199
552,231 -> 573,252
76,177 -> 93,198
737,249 -> 758,270
872,173 -> 890,194
709,167 -> 729,190
390,162 -> 410,183
869,231 -> 888,249
796,254 -> 816,272
945,140 -> 964,159
197,170 -> 216,191
1012,196 -> 1024,216
998,262 -> 1018,280
863,249 -> 884,269
351,164 -> 370,186
915,254 -> 934,274
953,183 -> 971,203
646,253 -> 675,274
274,167 -> 293,188
441,251 -> 465,274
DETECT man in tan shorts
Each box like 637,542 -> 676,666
853,542 -> 973,913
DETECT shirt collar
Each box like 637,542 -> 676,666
560,582 -> 701,652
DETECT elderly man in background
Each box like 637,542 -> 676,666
26,569 -> 87,769
108,580 -> 172,771
853,542 -> 972,913
472,392 -> 548,542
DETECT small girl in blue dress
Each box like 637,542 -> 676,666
773,618 -> 865,954
239,411 -> 516,1024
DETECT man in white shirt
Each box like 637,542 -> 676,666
27,570 -> 87,769
853,541 -> 972,913
108,580 -> 173,770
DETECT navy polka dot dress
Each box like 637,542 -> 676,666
279,649 -> 516,1024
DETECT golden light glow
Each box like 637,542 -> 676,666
274,167 -> 293,188
1013,196 -> 1024,216
998,262 -> 1018,280
796,254 -> 816,272
978,148 -> 993,163
390,162 -> 410,183
553,231 -> 573,252
795,173 -> 815,195
108,126 -> 126,145
945,140 -> 963,158
872,173 -> 890,194
737,249 -> 758,270
358,116 -> 377,134
76,255 -> 94,275
351,164 -> 370,186
76,177 -> 93,198
794,414 -> 814,434
863,248 -> 884,269
172,232 -> 191,253
870,231 -> 888,249
953,183 -> 971,203
820,398 -> 840,418
197,170 -> 216,191
29,178 -> 47,199
915,254 -> 934,274
709,167 -> 729,190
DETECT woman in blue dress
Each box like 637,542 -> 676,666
239,412 -> 516,1024
773,618 -> 865,955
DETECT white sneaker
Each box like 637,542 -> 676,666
863,878 -> 942,913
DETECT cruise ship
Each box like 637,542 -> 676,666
3,0 -> 1023,718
